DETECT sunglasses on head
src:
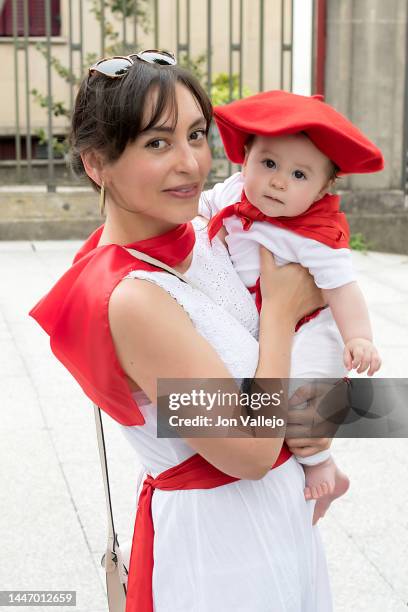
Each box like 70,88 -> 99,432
88,49 -> 177,78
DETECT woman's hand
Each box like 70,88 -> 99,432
285,379 -> 350,454
259,246 -> 325,326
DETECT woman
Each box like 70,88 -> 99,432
30,51 -> 333,611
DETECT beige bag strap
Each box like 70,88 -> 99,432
124,247 -> 200,291
94,406 -> 127,611
95,246 -> 203,611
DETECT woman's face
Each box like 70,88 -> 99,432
102,83 -> 212,227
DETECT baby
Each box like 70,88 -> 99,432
201,90 -> 384,516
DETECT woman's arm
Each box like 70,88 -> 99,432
256,248 -> 325,378
109,278 -> 283,480
109,248 -> 324,481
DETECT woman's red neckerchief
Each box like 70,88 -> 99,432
29,222 -> 195,425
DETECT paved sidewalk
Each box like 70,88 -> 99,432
1,241 -> 408,612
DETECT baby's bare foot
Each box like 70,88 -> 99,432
303,457 -> 337,501
301,457 -> 350,524
311,465 -> 350,525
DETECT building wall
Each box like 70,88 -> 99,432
2,0 -> 406,193
325,0 -> 407,191
0,0 -> 292,138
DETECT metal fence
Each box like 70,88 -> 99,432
3,0 -> 296,189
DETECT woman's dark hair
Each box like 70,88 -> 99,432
69,60 -> 213,191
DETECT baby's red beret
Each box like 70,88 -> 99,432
213,90 -> 384,174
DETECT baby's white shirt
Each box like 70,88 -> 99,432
200,172 -> 356,289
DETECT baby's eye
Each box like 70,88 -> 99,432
147,139 -> 167,150
293,169 -> 306,180
262,159 -> 276,169
190,129 -> 206,141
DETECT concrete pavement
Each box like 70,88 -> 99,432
1,241 -> 407,612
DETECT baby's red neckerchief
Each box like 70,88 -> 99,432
208,189 -> 350,249
207,189 -> 347,329
29,222 -> 195,425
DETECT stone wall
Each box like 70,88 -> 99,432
1,186 -> 407,254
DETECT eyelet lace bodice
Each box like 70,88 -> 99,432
119,217 -> 260,475
124,217 -> 260,380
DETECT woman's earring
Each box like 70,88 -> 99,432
99,182 -> 106,216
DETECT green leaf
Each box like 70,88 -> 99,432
350,232 -> 370,253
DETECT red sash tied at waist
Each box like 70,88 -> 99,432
126,444 -> 292,612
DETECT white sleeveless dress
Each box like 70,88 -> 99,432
117,218 -> 332,611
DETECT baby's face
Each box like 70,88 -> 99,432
242,133 -> 333,217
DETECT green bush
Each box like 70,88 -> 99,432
349,233 -> 370,253
210,72 -> 251,106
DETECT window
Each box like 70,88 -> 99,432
0,0 -> 61,37
0,136 -> 65,160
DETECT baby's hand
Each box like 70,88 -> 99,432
343,338 -> 381,376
